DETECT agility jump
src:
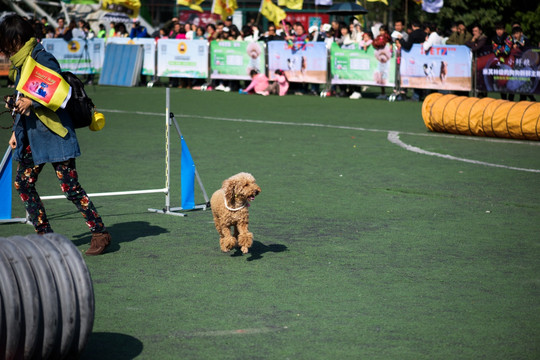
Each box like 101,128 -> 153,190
0,88 -> 208,223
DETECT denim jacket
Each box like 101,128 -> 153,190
12,43 -> 80,165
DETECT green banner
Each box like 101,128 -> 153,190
330,43 -> 396,87
210,41 -> 266,80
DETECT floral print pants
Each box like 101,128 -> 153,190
14,145 -> 105,234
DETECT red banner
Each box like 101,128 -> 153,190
284,12 -> 330,32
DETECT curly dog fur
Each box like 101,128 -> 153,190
210,172 -> 261,253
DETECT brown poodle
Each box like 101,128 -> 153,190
210,172 -> 261,253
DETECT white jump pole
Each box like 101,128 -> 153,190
148,87 -> 187,216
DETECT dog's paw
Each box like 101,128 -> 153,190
240,246 -> 249,254
220,236 -> 237,252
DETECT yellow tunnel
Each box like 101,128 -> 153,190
422,93 -> 540,141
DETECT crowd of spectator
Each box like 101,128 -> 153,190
4,14 -> 539,101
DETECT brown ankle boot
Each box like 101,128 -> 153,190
86,231 -> 111,256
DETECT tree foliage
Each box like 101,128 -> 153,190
371,0 -> 540,44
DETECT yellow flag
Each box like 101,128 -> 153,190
211,0 -> 238,21
101,0 -> 141,18
366,0 -> 388,5
178,0 -> 204,12
17,57 -> 70,112
278,0 -> 302,10
259,0 -> 287,27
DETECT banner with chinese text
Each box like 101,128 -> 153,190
210,41 -> 266,80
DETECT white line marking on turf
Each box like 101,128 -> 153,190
100,109 -> 540,146
102,109 -> 540,172
102,108 -> 540,146
388,131 -> 540,173
172,326 -> 287,338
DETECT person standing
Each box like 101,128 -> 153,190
0,15 -> 111,255
465,24 -> 490,55
465,24 -> 491,98
446,21 -> 472,45
396,21 -> 427,101
129,18 -> 148,38
54,16 -> 67,38
391,19 -> 408,43
97,23 -> 107,38
491,23 -> 513,100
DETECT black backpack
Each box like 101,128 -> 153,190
61,71 -> 95,129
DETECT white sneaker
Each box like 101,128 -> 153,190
215,84 -> 225,91
349,92 -> 362,99
224,86 -> 231,92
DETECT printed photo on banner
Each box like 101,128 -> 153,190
399,44 -> 471,91
330,43 -> 396,87
476,47 -> 540,95
210,41 -> 266,80
107,37 -> 156,75
16,57 -> 70,111
157,39 -> 208,78
267,40 -> 327,84
41,38 -> 105,75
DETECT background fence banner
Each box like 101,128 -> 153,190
107,37 -> 156,76
41,38 -> 105,75
157,39 -> 208,78
210,41 -> 266,80
330,43 -> 396,87
399,44 -> 471,91
476,48 -> 540,95
267,40 -> 327,84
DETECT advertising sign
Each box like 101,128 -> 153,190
400,44 -> 472,91
157,39 -> 208,78
476,48 -> 540,95
330,43 -> 396,86
41,38 -> 105,75
210,41 -> 266,80
267,40 -> 327,83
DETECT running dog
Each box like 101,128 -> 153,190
210,173 -> 261,254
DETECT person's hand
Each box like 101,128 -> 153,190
9,132 -> 16,149
15,97 -> 32,116
4,96 -> 14,110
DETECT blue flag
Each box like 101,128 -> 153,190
0,149 -> 12,219
181,136 -> 196,210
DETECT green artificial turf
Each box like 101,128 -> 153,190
1,87 -> 539,359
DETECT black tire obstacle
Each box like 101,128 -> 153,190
0,234 -> 94,360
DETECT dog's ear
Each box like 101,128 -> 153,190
222,178 -> 235,204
